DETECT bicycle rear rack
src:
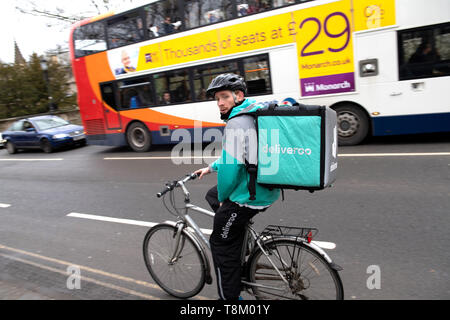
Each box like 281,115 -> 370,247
260,225 -> 318,243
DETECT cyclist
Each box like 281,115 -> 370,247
194,73 -> 280,300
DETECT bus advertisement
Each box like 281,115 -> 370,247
69,0 -> 450,151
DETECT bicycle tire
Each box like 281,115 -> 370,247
143,224 -> 206,298
247,239 -> 344,300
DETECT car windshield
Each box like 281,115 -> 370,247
34,117 -> 70,130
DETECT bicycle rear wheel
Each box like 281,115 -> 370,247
143,224 -> 206,298
247,239 -> 343,300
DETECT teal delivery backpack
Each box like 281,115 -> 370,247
246,102 -> 338,198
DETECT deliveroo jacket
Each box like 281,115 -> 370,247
209,98 -> 280,207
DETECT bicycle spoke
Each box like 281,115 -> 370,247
143,225 -> 206,298
249,240 -> 343,300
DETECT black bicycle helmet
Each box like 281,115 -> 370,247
206,73 -> 247,98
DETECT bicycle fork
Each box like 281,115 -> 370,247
164,220 -> 213,285
168,222 -> 186,264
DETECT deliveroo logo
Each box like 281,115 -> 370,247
262,145 -> 312,156
258,128 -> 313,176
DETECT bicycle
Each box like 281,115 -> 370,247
143,173 -> 344,300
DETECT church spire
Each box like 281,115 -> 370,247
14,40 -> 26,65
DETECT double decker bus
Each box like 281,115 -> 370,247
69,0 -> 450,151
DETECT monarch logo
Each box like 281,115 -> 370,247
304,83 -> 315,93
262,144 -> 312,156
304,81 -> 352,93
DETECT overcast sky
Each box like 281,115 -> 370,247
0,1 -> 150,64
1,2 -> 75,63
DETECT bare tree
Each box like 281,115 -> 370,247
14,0 -> 145,54
15,0 -> 143,27
16,0 -> 95,25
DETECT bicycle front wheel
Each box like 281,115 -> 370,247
143,224 -> 206,298
248,239 -> 344,300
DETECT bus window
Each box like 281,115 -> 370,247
236,0 -> 273,16
193,61 -> 239,101
243,55 -> 271,95
154,70 -> 192,105
107,11 -> 145,49
236,0 -> 304,16
273,0 -> 300,7
118,78 -> 154,109
100,83 -> 118,110
145,0 -> 182,38
73,22 -> 107,58
184,0 -> 233,29
399,22 -> 450,80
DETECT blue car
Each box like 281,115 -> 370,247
0,132 -> 4,149
1,115 -> 86,154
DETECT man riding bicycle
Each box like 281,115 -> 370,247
195,73 -> 280,300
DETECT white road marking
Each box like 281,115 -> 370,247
338,152 -> 450,157
67,212 -> 213,235
0,158 -> 63,161
67,212 -> 157,227
0,203 -> 11,208
103,152 -> 450,161
1,152 -> 445,162
104,156 -> 219,160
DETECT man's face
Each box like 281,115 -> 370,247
121,53 -> 131,67
214,90 -> 243,115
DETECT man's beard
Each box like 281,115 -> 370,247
220,108 -> 233,120
220,99 -> 245,120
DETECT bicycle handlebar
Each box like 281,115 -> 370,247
156,173 -> 199,198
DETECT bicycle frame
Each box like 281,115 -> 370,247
165,179 -> 292,291
151,174 -> 344,299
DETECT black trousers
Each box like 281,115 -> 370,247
205,186 -> 259,300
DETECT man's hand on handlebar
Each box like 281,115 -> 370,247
194,167 -> 211,180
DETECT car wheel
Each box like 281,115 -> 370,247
40,139 -> 53,153
126,122 -> 152,152
334,104 -> 370,146
6,141 -> 17,154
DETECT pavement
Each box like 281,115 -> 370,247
0,280 -> 53,300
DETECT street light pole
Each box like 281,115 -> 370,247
40,58 -> 55,114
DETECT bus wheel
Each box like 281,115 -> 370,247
334,104 -> 369,146
127,122 -> 152,152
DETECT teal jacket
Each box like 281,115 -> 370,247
209,98 -> 280,207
